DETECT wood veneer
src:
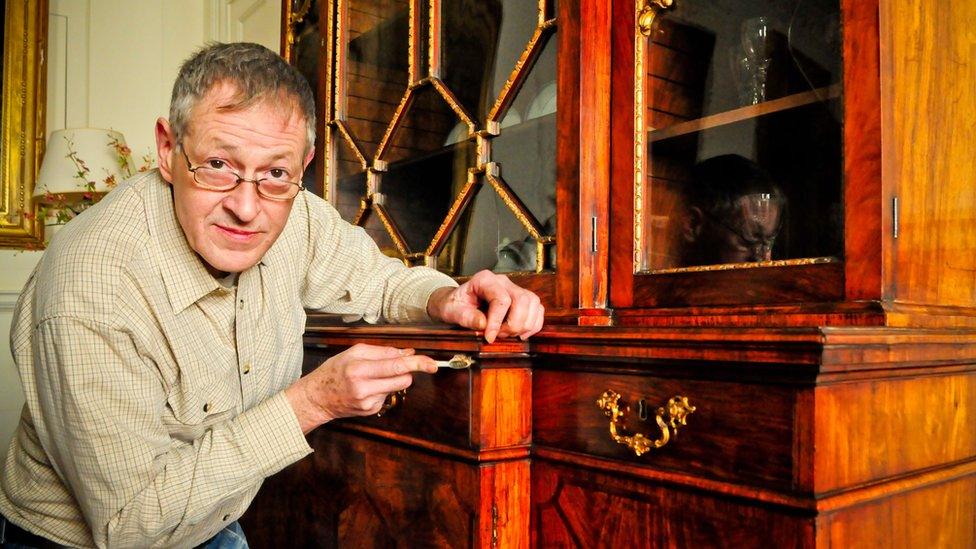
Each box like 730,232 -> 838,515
884,0 -> 976,309
242,324 -> 976,547
246,0 -> 976,546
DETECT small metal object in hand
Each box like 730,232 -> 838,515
434,354 -> 475,369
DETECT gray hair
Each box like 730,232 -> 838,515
169,42 -> 316,153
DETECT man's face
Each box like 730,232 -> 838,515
156,83 -> 313,276
700,194 -> 783,264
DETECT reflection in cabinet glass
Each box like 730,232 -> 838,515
634,0 -> 843,273
324,0 -> 558,275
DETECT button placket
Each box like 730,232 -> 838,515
236,275 -> 253,407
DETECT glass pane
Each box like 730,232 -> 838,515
492,35 -> 557,238
446,179 -> 546,276
380,85 -> 473,253
364,207 -> 399,257
381,139 -> 473,253
342,0 -> 410,160
381,85 -> 462,165
440,0 -> 538,119
334,169 -> 365,223
639,0 -> 842,271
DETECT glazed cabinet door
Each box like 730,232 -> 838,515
609,0 -> 885,321
287,0 -> 590,307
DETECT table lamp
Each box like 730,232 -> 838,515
33,128 -> 135,240
35,127 -> 135,201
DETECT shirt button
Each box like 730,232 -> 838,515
239,299 -> 245,310
222,514 -> 230,522
242,363 -> 251,374
203,402 -> 211,413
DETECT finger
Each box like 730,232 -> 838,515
345,343 -> 415,360
361,374 -> 417,416
521,302 -> 545,340
355,373 -> 415,403
454,306 -> 488,332
504,292 -> 535,334
366,354 -> 438,378
466,273 -> 517,343
481,289 -> 513,344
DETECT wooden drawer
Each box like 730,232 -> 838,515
303,339 -> 531,456
533,366 -> 799,492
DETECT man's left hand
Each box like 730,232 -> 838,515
427,270 -> 544,343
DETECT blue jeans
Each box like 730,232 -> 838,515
198,522 -> 249,549
1,515 -> 247,549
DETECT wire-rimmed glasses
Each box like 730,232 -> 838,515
180,144 -> 304,201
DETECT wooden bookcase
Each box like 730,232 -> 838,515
242,0 -> 976,546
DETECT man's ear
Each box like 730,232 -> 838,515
681,206 -> 704,242
302,146 -> 315,171
155,118 -> 176,183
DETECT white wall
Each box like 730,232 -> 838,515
1,0 -> 281,453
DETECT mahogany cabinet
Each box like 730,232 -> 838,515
246,328 -> 531,547
241,0 -> 976,546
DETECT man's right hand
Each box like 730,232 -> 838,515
285,343 -> 437,433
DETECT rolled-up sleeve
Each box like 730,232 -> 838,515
29,316 -> 311,548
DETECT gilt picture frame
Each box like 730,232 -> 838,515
0,0 -> 47,248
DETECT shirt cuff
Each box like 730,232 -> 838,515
235,391 -> 312,478
400,276 -> 458,324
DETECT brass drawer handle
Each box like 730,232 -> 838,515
596,389 -> 695,456
377,389 -> 407,417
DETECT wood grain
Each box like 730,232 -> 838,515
631,263 -> 845,308
884,0 -> 976,310
576,0 -> 611,310
479,459 -> 530,549
473,367 -> 532,449
648,85 -> 841,143
272,1 -> 976,546
554,0 -> 581,312
840,0 -> 885,303
533,368 -> 798,490
532,460 -> 813,548
812,373 -> 976,493
244,429 -> 483,547
608,0 -> 636,308
822,473 -> 976,548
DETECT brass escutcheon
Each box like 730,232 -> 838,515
596,389 -> 695,456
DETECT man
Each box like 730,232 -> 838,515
678,154 -> 786,266
0,43 -> 543,548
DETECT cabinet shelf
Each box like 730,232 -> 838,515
647,84 -> 842,143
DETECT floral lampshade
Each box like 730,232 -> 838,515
34,128 -> 135,204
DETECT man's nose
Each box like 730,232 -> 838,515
223,179 -> 262,222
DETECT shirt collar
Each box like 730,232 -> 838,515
144,170 -> 225,313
